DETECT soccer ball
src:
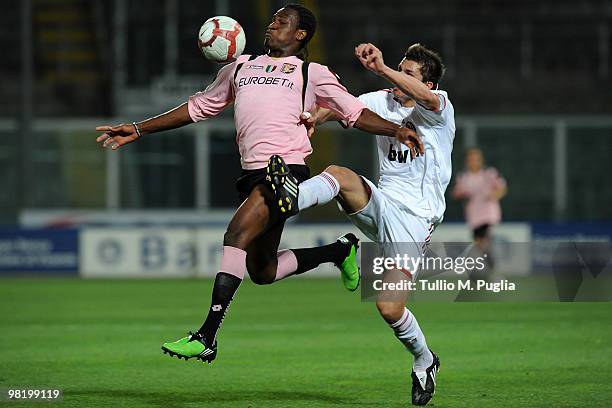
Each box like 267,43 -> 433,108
198,16 -> 246,63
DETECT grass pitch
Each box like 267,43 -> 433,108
1,278 -> 611,407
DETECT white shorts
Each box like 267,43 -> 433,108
346,177 -> 434,279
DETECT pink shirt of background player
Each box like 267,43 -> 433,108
453,167 -> 506,229
188,54 -> 365,169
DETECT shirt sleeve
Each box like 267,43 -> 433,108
357,91 -> 385,116
414,91 -> 448,126
310,64 -> 365,128
187,62 -> 236,122
453,173 -> 469,198
487,168 -> 507,191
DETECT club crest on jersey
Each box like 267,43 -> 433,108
280,63 -> 297,74
265,65 -> 277,73
402,119 -> 417,132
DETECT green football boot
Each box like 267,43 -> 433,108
336,233 -> 360,291
161,332 -> 217,364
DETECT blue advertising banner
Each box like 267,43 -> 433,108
532,222 -> 612,240
0,229 -> 79,274
531,223 -> 612,276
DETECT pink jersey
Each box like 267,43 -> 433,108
188,54 -> 365,169
453,168 -> 506,229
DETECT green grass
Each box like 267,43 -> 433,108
1,278 -> 611,407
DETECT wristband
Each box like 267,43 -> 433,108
132,122 -> 142,138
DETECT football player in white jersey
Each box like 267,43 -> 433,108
266,43 -> 455,406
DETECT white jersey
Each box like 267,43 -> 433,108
358,89 -> 455,222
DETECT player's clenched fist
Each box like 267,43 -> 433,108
355,43 -> 387,75
298,111 -> 316,138
95,123 -> 141,150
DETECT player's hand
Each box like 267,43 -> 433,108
355,43 -> 387,76
395,126 -> 425,159
95,124 -> 140,150
298,111 -> 316,137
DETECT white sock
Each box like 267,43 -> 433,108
297,172 -> 340,210
391,308 -> 434,371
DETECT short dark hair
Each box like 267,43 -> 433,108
403,44 -> 445,86
284,4 -> 317,57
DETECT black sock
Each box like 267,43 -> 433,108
292,240 -> 350,274
197,272 -> 242,346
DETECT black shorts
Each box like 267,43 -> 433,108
235,165 -> 310,202
473,224 -> 491,239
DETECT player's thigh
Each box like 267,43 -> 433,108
224,184 -> 279,249
324,165 -> 370,213
345,177 -> 385,242
382,206 -> 431,280
245,219 -> 286,284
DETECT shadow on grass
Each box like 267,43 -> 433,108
67,389 -> 376,407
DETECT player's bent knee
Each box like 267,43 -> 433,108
324,164 -> 343,176
325,165 -> 348,181
376,301 -> 405,323
325,165 -> 359,190
248,270 -> 275,285
223,228 -> 248,249
246,256 -> 277,285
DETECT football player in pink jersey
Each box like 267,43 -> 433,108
452,147 -> 507,261
95,4 -> 423,364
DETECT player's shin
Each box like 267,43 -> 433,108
274,240 -> 351,276
389,307 -> 434,371
291,239 -> 351,274
273,246 -> 335,281
272,243 -> 351,281
197,246 -> 246,345
274,249 -> 299,281
276,234 -> 360,290
297,171 -> 340,211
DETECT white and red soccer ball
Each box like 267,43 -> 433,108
198,16 -> 246,63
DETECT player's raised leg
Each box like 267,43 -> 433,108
267,155 -> 370,215
162,184 -> 278,363
272,233 -> 360,289
266,156 -> 365,289
242,201 -> 361,290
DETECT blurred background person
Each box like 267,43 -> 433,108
452,147 -> 507,264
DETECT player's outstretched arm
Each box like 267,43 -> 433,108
308,61 -> 421,155
355,43 -> 440,112
354,108 -> 424,158
310,106 -> 339,124
95,103 -> 193,150
303,106 -> 423,157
